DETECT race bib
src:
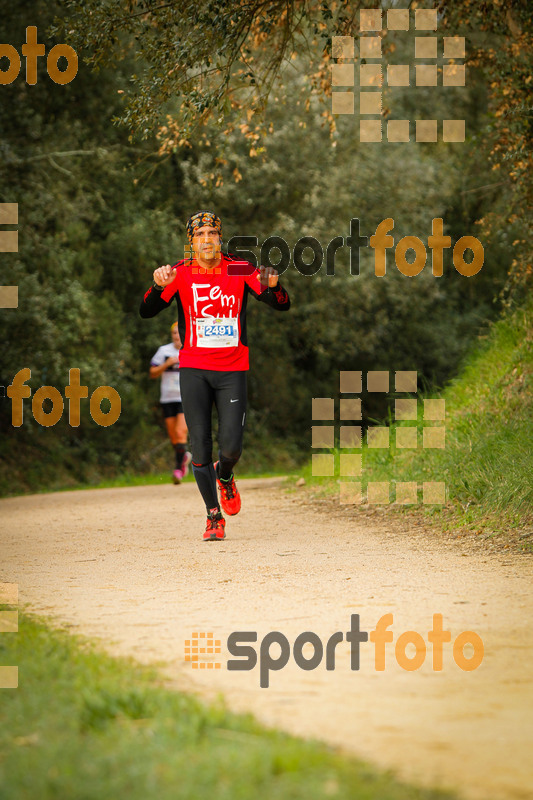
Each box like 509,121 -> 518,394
196,317 -> 239,348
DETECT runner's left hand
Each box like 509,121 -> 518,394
259,266 -> 279,287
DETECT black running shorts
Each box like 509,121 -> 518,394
161,401 -> 184,418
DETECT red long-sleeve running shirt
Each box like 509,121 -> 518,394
139,254 -> 290,371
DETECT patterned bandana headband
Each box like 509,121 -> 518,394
186,211 -> 222,243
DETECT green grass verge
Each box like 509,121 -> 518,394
298,300 -> 533,544
84,466 -> 291,490
0,613 -> 457,800
0,425 -> 305,498
0,468 -> 292,498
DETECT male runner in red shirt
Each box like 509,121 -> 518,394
140,211 -> 290,541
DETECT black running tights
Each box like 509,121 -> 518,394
180,368 -> 247,511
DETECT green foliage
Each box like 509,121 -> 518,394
0,613 -> 458,799
430,298 -> 533,528
302,297 -> 533,540
80,686 -> 154,731
440,0 -> 532,301
0,1 -> 528,495
54,0 -> 352,138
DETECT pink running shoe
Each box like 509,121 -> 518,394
172,469 -> 183,484
181,451 -> 192,479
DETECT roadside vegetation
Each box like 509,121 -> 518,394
1,2 -> 530,498
0,612 -> 457,800
300,298 -> 533,547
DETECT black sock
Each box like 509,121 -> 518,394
174,443 -> 186,469
192,462 -> 219,512
217,457 -> 235,482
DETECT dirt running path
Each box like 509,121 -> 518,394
2,480 -> 533,799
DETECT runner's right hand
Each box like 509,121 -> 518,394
153,264 -> 176,287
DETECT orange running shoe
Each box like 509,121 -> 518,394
203,508 -> 226,542
214,462 -> 241,516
